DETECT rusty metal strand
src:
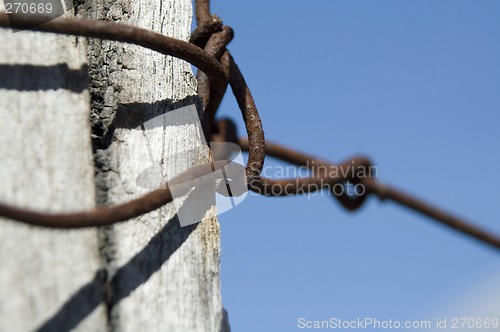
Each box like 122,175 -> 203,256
196,26 -> 234,113
195,25 -> 233,140
195,0 -> 211,26
235,136 -> 372,197
254,157 -> 372,197
221,52 -> 266,188
0,13 -> 226,88
205,27 -> 234,127
189,14 -> 223,48
362,179 -> 500,250
0,161 -> 230,228
235,136 -> 370,210
237,137 -> 500,250
204,26 -> 234,60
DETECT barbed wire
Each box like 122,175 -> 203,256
0,2 -> 499,251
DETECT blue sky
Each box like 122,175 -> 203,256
200,1 -> 500,331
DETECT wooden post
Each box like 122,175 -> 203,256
0,11 -> 106,332
0,0 -> 228,331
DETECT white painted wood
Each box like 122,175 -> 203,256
0,10 -> 107,332
80,0 -> 229,331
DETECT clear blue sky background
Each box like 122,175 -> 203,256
198,1 -> 500,331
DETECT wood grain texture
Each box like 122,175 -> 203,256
78,0 -> 229,330
0,10 -> 107,332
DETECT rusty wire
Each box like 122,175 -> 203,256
0,161 -> 230,228
235,133 -> 500,250
0,6 -> 499,251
